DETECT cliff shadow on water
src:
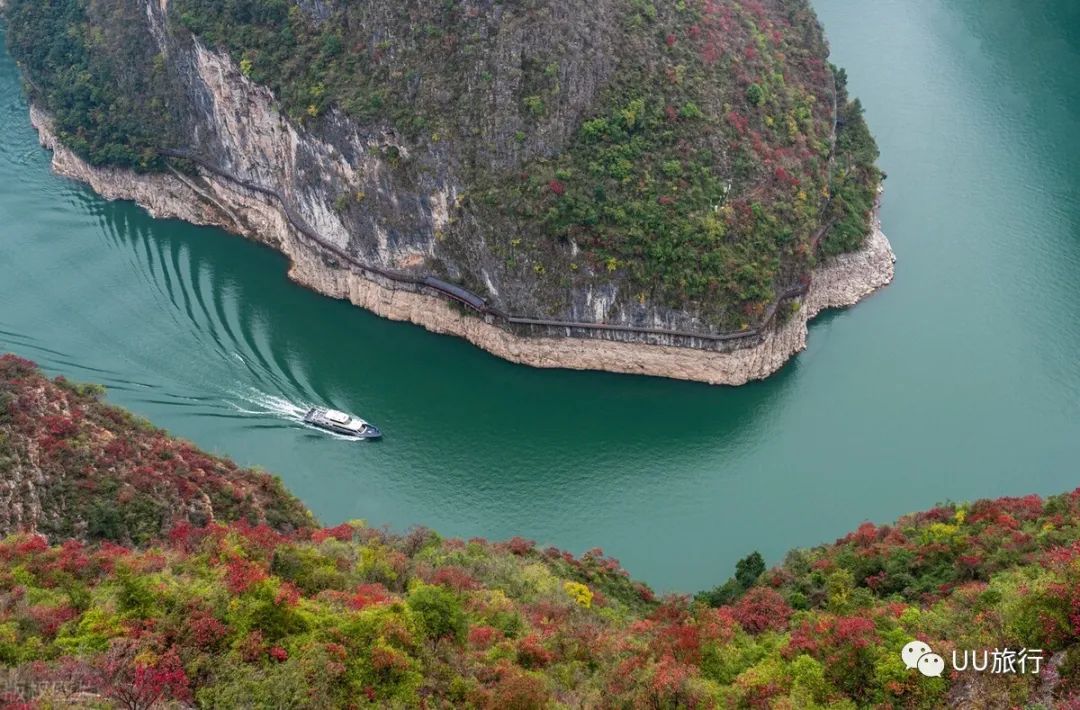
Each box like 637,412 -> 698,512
0,167 -> 808,579
0,8 -> 893,592
0,29 -> 801,496
68,179 -> 803,460
0,0 -> 897,386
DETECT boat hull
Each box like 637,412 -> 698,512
303,408 -> 382,440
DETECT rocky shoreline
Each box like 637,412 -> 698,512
29,105 -> 895,385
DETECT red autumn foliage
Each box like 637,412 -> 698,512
730,587 -> 792,634
184,610 -> 228,650
225,558 -> 267,594
468,625 -> 501,649
0,694 -> 33,710
312,523 -> 354,543
431,565 -> 480,592
324,642 -> 347,662
489,667 -> 549,709
789,615 -> 878,658
15,535 -> 49,557
847,521 -> 880,546
349,583 -> 392,610
635,582 -> 656,603
506,537 -> 535,556
167,521 -> 208,551
1046,542 -> 1080,566
233,521 -> 287,554
726,111 -> 749,134
90,641 -> 191,710
650,618 -> 702,665
0,356 -> 313,545
517,634 -> 555,668
648,653 -> 697,706
28,604 -> 78,637
275,581 -> 302,607
371,645 -> 410,674
238,630 -> 266,663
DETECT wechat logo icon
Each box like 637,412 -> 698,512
902,640 -> 945,677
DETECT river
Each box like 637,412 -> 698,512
0,0 -> 1077,592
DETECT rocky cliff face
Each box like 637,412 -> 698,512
9,0 -> 895,384
30,104 -> 893,385
141,0 -> 612,317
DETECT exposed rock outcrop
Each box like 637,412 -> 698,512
30,105 -> 894,385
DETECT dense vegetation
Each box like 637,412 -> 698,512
819,69 -> 880,257
0,354 -> 313,545
1,358 -> 1079,708
2,0 -> 177,170
3,0 -> 881,331
167,0 -> 880,325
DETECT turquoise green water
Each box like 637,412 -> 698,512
1,1 -> 1077,592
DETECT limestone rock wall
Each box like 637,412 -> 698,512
30,105 -> 894,385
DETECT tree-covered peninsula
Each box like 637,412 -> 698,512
2,354 -> 1080,707
3,0 -> 880,338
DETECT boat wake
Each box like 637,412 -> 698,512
227,387 -> 367,441
228,387 -> 309,419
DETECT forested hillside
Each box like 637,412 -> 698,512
0,354 -> 313,544
3,0 -> 881,333
1,357 -> 1079,708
